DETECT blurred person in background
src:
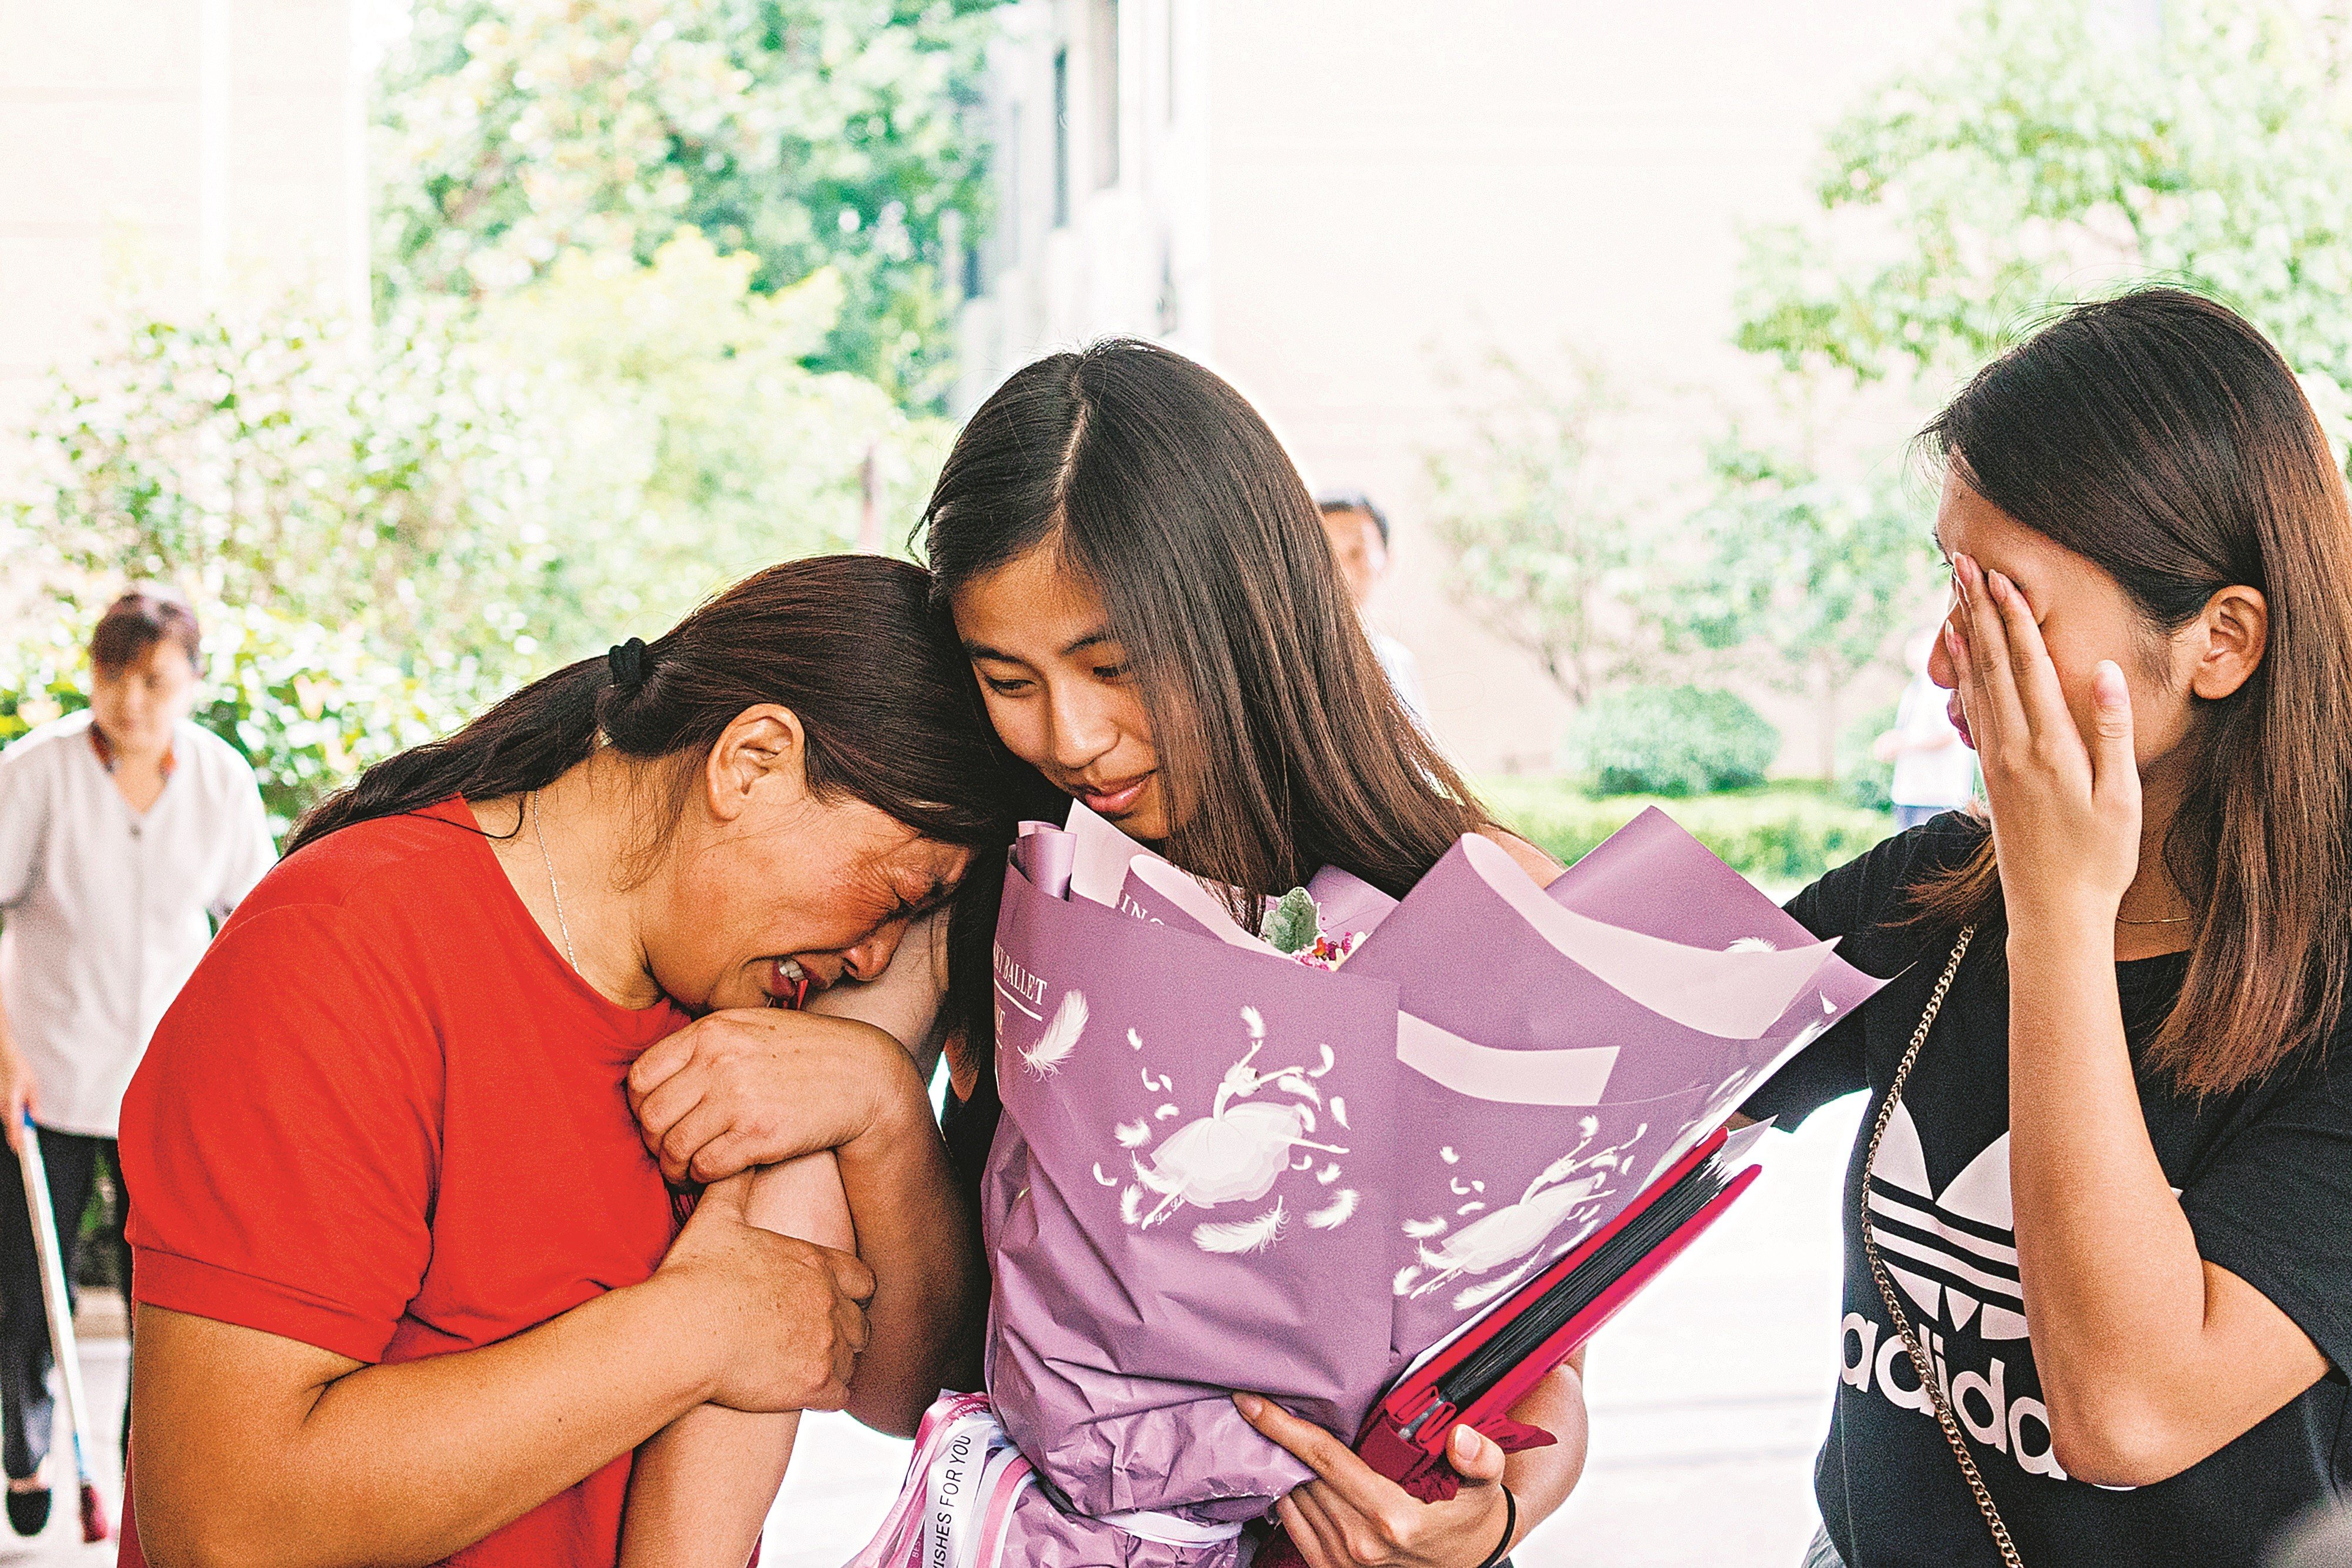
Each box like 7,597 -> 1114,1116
1317,492 -> 1432,728
0,589 -> 274,1535
1875,624 -> 1977,828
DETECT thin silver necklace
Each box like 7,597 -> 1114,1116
2117,913 -> 2193,927
529,791 -> 579,970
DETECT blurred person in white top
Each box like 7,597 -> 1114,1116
0,590 -> 273,1530
1873,624 -> 1978,831
1317,492 -> 1431,728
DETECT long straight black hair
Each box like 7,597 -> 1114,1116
289,556 -> 1023,1036
923,338 -> 1489,907
1914,289 -> 2352,1094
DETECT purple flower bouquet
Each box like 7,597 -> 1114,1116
847,805 -> 1883,1568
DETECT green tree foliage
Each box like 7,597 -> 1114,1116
1481,776 -> 1890,888
1736,0 -> 2352,399
488,230 -> 953,631
1666,444 -> 1936,779
376,0 -> 1002,407
1428,355 -> 1648,708
7,303 -> 553,831
4,235 -> 950,831
1675,0 -> 2352,783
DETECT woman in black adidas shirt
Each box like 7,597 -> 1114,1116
1745,289 -> 2352,1567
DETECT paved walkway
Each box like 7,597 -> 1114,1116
4,1098 -> 1863,1566
0,1328 -> 123,1565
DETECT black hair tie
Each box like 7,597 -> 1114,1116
607,636 -> 651,692
1475,1484 -> 1517,1568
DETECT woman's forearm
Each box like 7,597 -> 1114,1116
1498,1358 -> 1586,1550
2005,920 -> 2246,1480
138,1174 -> 872,1568
836,1082 -> 985,1430
622,1156 -> 854,1568
134,1282 -> 717,1568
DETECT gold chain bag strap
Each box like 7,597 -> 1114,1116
1857,924 -> 2025,1568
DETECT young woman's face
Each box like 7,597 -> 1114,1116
88,641 -> 199,760
1926,472 -> 2203,774
950,544 -> 1172,840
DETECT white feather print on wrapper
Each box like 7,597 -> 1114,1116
1021,990 -> 1087,1076
1305,1189 -> 1359,1229
1193,1200 -> 1285,1255
1393,1116 -> 1648,1301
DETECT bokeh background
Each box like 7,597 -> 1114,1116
7,1 -> 2352,1561
16,0 -> 2352,881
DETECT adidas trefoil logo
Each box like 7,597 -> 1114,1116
1843,1104 -> 2071,1482
1867,1102 -> 2029,1341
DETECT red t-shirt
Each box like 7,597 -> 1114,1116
118,798 -> 690,1566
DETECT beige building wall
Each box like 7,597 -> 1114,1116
0,0 -> 364,461
1201,1 -> 1966,777
965,0 -> 1962,776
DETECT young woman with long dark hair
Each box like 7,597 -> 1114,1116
1745,290 -> 2352,1566
924,340 -> 1588,1568
119,556 -> 1015,1568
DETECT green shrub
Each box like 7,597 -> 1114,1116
3,235 -> 950,835
1479,776 -> 1893,890
1562,684 -> 1780,797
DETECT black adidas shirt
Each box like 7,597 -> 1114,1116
1745,815 -> 2352,1567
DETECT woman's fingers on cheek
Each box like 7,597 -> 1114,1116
2090,659 -> 2139,795
1990,570 -> 2056,697
1962,558 -> 2009,667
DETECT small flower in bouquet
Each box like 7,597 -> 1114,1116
1259,885 -> 1363,971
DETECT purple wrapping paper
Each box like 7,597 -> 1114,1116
987,874 -> 1402,1517
860,805 -> 1888,1568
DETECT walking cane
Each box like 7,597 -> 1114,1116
15,1116 -> 111,1543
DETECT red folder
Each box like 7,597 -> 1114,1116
1259,1124 -> 1761,1566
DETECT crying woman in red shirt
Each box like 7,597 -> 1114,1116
116,557 -> 1018,1567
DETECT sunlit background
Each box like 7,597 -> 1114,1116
6,0 -> 2352,1560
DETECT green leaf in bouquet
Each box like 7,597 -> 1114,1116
1259,887 -> 1321,954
